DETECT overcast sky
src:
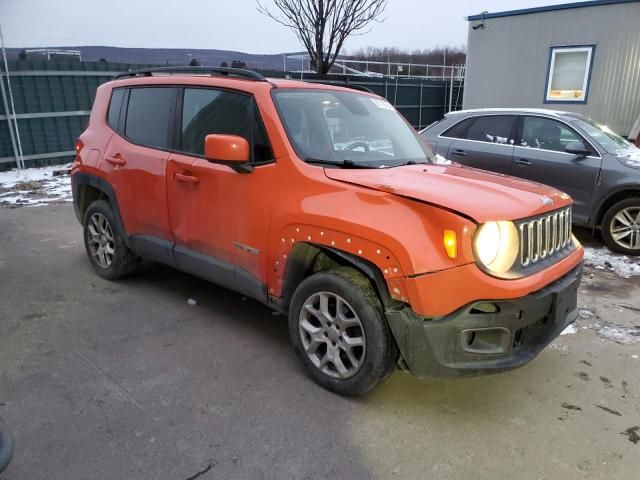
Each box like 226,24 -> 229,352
1,0 -> 569,53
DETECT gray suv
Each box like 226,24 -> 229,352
421,108 -> 640,255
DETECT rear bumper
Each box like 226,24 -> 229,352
386,263 -> 582,378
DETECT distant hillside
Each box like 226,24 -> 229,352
6,46 -> 305,71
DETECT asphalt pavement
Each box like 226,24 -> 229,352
0,204 -> 638,480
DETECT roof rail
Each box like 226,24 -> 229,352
113,66 -> 268,82
306,81 -> 374,94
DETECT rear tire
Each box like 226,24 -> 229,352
601,198 -> 640,255
83,200 -> 141,280
288,267 -> 398,396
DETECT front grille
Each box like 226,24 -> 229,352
519,207 -> 572,268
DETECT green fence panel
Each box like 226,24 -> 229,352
1,61 -> 463,171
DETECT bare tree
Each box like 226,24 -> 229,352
257,0 -> 387,75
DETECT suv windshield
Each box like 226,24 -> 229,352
573,118 -> 637,155
272,89 -> 434,168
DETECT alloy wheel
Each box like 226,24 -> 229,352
298,291 -> 366,379
609,206 -> 640,251
87,212 -> 115,268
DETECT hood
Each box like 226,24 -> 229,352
324,164 -> 571,223
616,147 -> 640,170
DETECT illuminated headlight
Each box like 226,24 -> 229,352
473,221 -> 519,275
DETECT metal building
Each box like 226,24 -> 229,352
463,0 -> 640,138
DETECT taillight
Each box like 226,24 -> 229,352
74,139 -> 84,164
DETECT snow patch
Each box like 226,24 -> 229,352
589,321 -> 640,345
578,308 -> 595,319
432,154 -> 452,165
549,343 -> 570,354
0,165 -> 72,207
560,324 -> 578,336
583,247 -> 640,278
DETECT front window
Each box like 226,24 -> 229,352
545,46 -> 594,103
519,116 -> 588,154
181,88 -> 273,163
272,89 -> 434,168
572,118 -> 636,155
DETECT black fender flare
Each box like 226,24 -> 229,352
280,242 -> 396,311
71,172 -> 129,247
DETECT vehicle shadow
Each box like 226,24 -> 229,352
108,253 -> 581,412
573,225 -> 601,248
128,260 -> 292,347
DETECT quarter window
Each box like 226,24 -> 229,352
181,88 -> 273,163
442,115 -> 516,145
545,46 -> 594,103
107,88 -> 124,130
124,87 -> 175,149
519,116 -> 587,153
441,117 -> 474,139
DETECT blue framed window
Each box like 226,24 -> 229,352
544,45 -> 595,104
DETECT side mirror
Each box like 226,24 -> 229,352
204,134 -> 252,173
565,141 -> 589,157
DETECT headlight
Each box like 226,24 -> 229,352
473,221 -> 519,275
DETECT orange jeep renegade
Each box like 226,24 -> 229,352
72,67 -> 584,395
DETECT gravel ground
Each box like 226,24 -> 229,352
0,177 -> 638,480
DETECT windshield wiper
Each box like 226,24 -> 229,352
391,160 -> 430,167
304,157 -> 373,169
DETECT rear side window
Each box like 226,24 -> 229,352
465,116 -> 515,144
124,87 -> 175,149
443,115 -> 516,145
181,87 -> 273,163
107,88 -> 124,129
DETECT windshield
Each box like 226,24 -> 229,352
272,89 -> 434,168
573,118 -> 637,155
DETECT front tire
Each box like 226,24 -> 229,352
83,200 -> 141,280
288,267 -> 398,396
601,198 -> 640,255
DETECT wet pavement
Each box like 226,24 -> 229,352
0,204 -> 638,480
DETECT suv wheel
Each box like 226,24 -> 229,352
601,198 -> 640,255
83,200 -> 141,279
288,267 -> 398,396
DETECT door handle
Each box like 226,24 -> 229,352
515,158 -> 531,166
451,149 -> 466,156
174,173 -> 200,185
104,154 -> 126,166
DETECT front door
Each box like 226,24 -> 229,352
166,87 -> 276,300
513,116 -> 602,224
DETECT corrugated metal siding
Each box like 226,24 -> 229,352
464,1 -> 640,136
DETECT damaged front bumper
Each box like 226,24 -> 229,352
386,263 -> 583,378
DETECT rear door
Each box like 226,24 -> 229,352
512,115 -> 602,224
443,115 -> 517,174
101,86 -> 176,258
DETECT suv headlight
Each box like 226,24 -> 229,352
473,221 -> 519,275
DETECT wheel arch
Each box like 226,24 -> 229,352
594,187 -> 640,227
280,242 -> 398,312
71,172 -> 129,246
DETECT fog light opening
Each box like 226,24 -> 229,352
469,303 -> 500,315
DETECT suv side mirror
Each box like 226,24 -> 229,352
565,141 -> 589,157
204,134 -> 253,173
